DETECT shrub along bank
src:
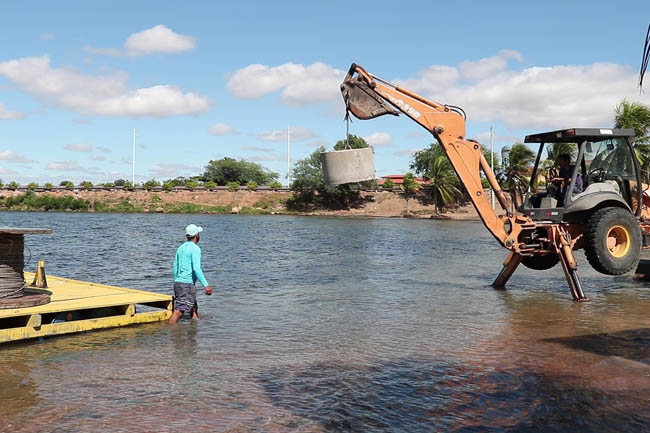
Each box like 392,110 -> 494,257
0,190 -> 292,214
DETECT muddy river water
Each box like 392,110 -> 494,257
2,212 -> 650,432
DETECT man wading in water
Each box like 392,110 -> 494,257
169,224 -> 213,324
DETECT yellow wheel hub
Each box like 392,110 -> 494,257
606,225 -> 631,258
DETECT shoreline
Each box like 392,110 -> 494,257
0,189 -> 483,221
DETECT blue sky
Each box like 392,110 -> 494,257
1,1 -> 649,185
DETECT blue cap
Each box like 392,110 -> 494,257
185,224 -> 203,237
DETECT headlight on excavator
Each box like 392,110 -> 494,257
503,220 -> 513,234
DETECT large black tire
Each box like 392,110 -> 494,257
584,207 -> 641,275
522,254 -> 559,270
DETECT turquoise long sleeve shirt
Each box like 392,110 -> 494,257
173,241 -> 209,287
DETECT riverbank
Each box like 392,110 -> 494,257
0,189 -> 481,220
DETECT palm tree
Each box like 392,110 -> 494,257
410,143 -> 462,211
614,99 -> 650,170
401,172 -> 419,214
427,156 -> 461,214
500,142 -> 536,210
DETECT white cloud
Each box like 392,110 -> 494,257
242,145 -> 274,152
459,49 -> 523,81
65,143 -> 93,152
0,55 -> 211,118
249,153 -> 284,162
364,132 -> 394,147
0,167 -> 18,176
149,163 -> 200,178
40,33 -> 55,41
227,62 -> 344,106
85,25 -> 195,57
306,140 -> 331,148
0,102 -> 26,120
124,25 -> 195,56
393,149 -> 418,157
407,131 -> 425,139
90,155 -> 107,161
473,130 -> 522,145
258,125 -> 315,142
391,53 -> 650,130
208,123 -> 236,136
97,146 -> 112,153
46,161 -> 88,172
0,150 -> 36,163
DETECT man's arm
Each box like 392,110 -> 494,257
191,247 -> 212,294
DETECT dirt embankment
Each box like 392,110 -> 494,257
0,189 -> 481,219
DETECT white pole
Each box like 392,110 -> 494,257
132,128 -> 136,186
490,126 -> 495,210
287,124 -> 291,187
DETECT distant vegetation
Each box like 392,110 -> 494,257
0,191 -> 291,215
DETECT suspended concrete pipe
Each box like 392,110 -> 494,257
321,147 -> 376,186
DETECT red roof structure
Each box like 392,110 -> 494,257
377,175 -> 431,186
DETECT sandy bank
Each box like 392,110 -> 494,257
0,189 -> 483,220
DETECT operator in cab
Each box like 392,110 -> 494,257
552,153 -> 583,203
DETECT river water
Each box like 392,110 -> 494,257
2,212 -> 650,432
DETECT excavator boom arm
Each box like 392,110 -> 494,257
341,64 -> 524,249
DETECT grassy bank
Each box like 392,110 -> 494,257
0,191 -> 292,215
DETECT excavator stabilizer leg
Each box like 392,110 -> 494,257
492,252 -> 523,289
558,247 -> 588,302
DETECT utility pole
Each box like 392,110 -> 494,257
287,124 -> 291,187
490,126 -> 494,210
132,128 -> 136,186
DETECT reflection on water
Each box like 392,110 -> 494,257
1,213 -> 650,431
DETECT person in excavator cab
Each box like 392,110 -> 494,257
551,153 -> 583,204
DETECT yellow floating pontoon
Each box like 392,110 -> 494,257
0,227 -> 172,344
0,273 -> 172,343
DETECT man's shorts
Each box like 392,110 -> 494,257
173,282 -> 197,314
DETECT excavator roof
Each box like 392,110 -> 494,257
524,128 -> 635,143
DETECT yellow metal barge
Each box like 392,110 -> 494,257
0,273 -> 172,343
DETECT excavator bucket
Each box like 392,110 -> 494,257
340,78 -> 399,120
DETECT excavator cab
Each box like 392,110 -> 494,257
520,128 -> 640,224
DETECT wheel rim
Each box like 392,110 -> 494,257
606,225 -> 631,258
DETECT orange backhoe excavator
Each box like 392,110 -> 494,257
337,63 -> 650,301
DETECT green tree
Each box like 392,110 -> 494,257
162,180 -> 174,191
410,143 -> 462,210
482,145 -> 501,173
60,180 -> 74,189
424,156 -> 461,214
401,172 -> 419,213
382,178 -> 395,189
202,158 -> 279,185
227,181 -> 240,192
102,182 -> 114,188
113,179 -> 127,186
186,180 -> 199,190
143,179 -> 161,190
6,181 -> 19,189
500,142 -> 536,210
203,181 -> 217,190
614,99 -> 650,170
44,182 -> 54,189
246,181 -> 258,190
333,134 -> 368,150
80,181 -> 93,189
269,181 -> 283,189
27,182 -> 39,190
